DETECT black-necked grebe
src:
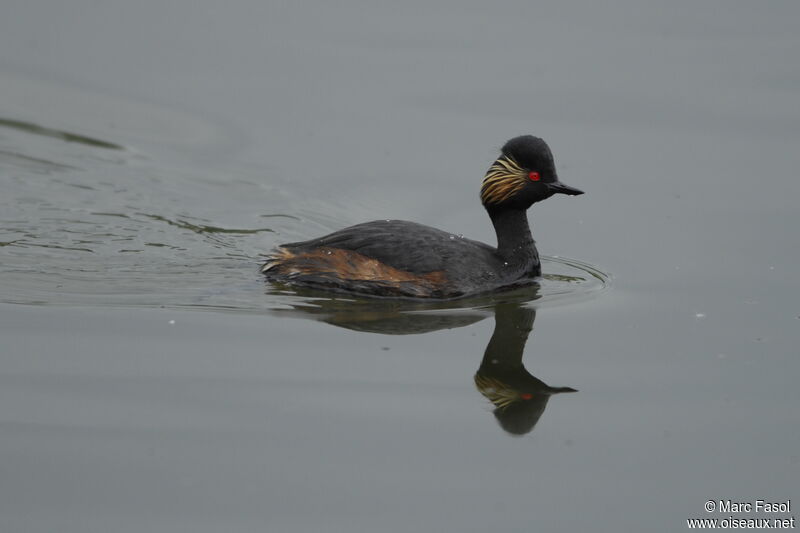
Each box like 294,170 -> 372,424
262,135 -> 583,299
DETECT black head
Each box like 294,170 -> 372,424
480,135 -> 583,210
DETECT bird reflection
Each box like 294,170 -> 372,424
267,285 -> 576,435
474,303 -> 576,435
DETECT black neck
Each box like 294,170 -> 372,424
480,304 -> 535,371
488,208 -> 537,265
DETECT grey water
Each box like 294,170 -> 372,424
1,1 -> 798,532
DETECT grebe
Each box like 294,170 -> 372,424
262,135 -> 583,299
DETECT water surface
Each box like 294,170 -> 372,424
1,1 -> 798,532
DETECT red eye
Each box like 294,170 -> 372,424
528,171 -> 540,181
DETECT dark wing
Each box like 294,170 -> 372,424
281,220 -> 497,274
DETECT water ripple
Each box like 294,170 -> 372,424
0,112 -> 608,315
0,117 -> 123,150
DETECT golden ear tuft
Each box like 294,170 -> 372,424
474,374 -> 524,410
480,156 -> 526,205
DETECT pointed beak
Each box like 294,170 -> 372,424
547,181 -> 584,196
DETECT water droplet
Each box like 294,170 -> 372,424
695,312 -> 706,319
503,262 -> 508,266
326,250 -> 332,255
